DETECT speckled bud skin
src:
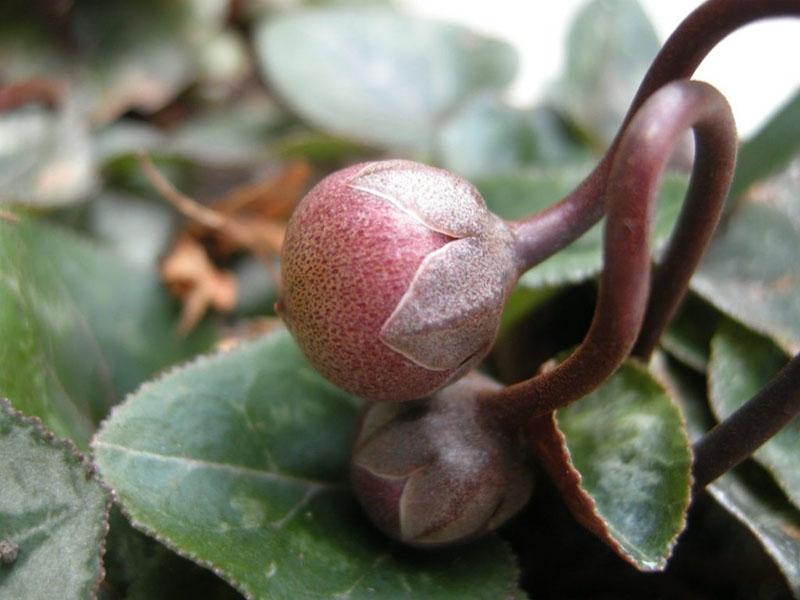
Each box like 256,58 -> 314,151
280,160 -> 519,402
350,371 -> 533,547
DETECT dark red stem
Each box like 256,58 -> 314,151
630,101 -> 738,360
510,0 -> 800,269
693,352 -> 800,488
483,80 -> 736,425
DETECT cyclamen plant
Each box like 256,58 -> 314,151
5,1 -> 800,598
280,0 -> 800,547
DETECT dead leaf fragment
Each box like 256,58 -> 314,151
188,160 -> 310,258
161,234 -> 237,334
140,154 -> 311,333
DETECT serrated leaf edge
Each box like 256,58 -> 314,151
691,276 -> 799,356
706,480 -> 800,597
0,396 -> 112,600
89,333 -> 295,600
548,360 -> 693,571
90,329 -> 526,600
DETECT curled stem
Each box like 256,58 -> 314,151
693,354 -> 800,489
510,0 -> 800,270
482,80 -> 736,426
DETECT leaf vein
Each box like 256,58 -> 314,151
93,440 -> 344,491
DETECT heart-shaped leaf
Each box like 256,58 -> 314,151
0,217 -> 214,449
693,159 -> 800,354
93,330 -> 524,600
659,358 -> 800,596
476,169 -> 687,288
529,360 -> 692,571
255,8 -> 517,152
709,320 -> 800,509
552,0 -> 660,146
0,398 -> 110,599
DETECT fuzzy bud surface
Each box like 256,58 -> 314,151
279,160 -> 518,401
350,371 -> 533,546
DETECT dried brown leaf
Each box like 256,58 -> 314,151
160,234 -> 236,334
140,155 -> 310,332
212,160 -> 310,220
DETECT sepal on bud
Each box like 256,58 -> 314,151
350,372 -> 533,546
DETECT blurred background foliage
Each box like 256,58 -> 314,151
1,0 -> 799,598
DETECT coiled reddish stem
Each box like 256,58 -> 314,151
511,0 -> 800,269
483,80 -> 737,425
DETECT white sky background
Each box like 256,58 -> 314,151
400,0 -> 800,137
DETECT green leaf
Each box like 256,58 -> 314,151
436,95 -> 586,177
731,87 -> 800,199
102,508 -> 241,600
0,397 -> 109,600
553,0 -> 660,146
93,330 -> 524,600
693,160 -> 800,354
498,285 -> 559,337
255,8 -> 517,151
0,217 -> 214,449
476,169 -> 687,288
709,320 -> 800,509
660,358 -> 800,596
708,467 -> 800,598
660,294 -> 721,372
530,360 -> 692,571
0,102 -> 96,207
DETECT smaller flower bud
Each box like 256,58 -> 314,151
279,159 -> 519,402
350,372 -> 533,547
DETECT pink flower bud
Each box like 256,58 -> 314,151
350,372 -> 533,546
279,160 -> 519,401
